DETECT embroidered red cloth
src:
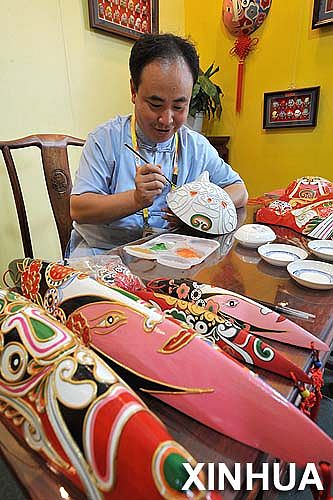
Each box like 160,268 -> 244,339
256,176 -> 333,239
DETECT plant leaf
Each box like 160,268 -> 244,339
191,82 -> 200,99
190,63 -> 223,119
204,63 -> 214,77
198,76 -> 216,97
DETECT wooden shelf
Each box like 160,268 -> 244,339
206,135 -> 230,163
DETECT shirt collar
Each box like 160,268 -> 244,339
135,122 -> 176,153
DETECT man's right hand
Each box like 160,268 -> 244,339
134,164 -> 167,208
71,164 -> 167,225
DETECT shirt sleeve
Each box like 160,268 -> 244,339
200,136 -> 243,187
180,127 -> 243,188
71,126 -> 116,196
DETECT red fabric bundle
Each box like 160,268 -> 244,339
256,176 -> 333,239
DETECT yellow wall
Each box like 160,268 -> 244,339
0,0 -> 184,279
1,0 -> 332,280
184,0 -> 333,196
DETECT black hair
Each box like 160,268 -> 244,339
129,33 -> 199,90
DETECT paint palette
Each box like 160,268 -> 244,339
124,233 -> 220,269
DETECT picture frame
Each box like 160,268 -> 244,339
312,0 -> 333,29
88,0 -> 159,41
263,87 -> 320,130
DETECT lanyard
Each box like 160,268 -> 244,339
130,116 -> 179,228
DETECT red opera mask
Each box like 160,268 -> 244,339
222,0 -> 272,112
285,176 -> 333,201
222,0 -> 272,36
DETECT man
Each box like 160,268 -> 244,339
69,33 -> 248,257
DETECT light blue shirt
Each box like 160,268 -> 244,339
69,114 -> 242,255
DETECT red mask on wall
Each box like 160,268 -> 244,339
222,0 -> 272,112
222,0 -> 272,36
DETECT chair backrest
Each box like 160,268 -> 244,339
0,134 -> 84,258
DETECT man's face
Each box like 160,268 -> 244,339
130,58 -> 193,143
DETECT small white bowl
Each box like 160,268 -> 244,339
308,240 -> 333,262
258,243 -> 308,267
234,224 -> 276,248
287,260 -> 333,290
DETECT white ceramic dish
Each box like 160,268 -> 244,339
258,243 -> 308,267
124,233 -> 219,269
308,240 -> 333,262
287,260 -> 333,290
234,224 -> 276,248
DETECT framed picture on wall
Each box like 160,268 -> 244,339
88,0 -> 159,41
263,87 -> 320,130
312,0 -> 333,29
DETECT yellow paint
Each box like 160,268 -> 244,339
185,0 -> 333,196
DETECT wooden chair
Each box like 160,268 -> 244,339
0,134 -> 84,258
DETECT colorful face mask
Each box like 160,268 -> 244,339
144,277 -> 328,352
0,289 -> 209,499
136,286 -> 311,383
256,176 -> 333,239
167,171 -> 237,235
8,259 -> 333,479
222,0 -> 273,36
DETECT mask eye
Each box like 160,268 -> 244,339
105,315 -> 115,326
1,343 -> 28,382
95,311 -> 127,333
226,299 -> 239,308
195,321 -> 208,335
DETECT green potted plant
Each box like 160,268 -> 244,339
188,63 -> 223,132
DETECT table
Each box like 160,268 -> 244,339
109,204 -> 333,499
1,204 -> 333,499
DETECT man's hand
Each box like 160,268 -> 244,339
134,164 -> 166,208
161,207 -> 183,231
223,182 -> 248,208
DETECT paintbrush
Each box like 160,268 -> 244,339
124,143 -> 174,187
253,298 -> 316,321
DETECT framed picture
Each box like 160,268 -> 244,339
263,87 -> 320,130
312,0 -> 333,29
88,0 -> 159,41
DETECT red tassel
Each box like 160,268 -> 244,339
290,347 -> 324,421
309,344 -> 324,421
230,35 -> 259,113
310,462 -> 333,500
236,62 -> 244,113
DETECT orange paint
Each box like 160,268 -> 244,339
176,247 -> 201,259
